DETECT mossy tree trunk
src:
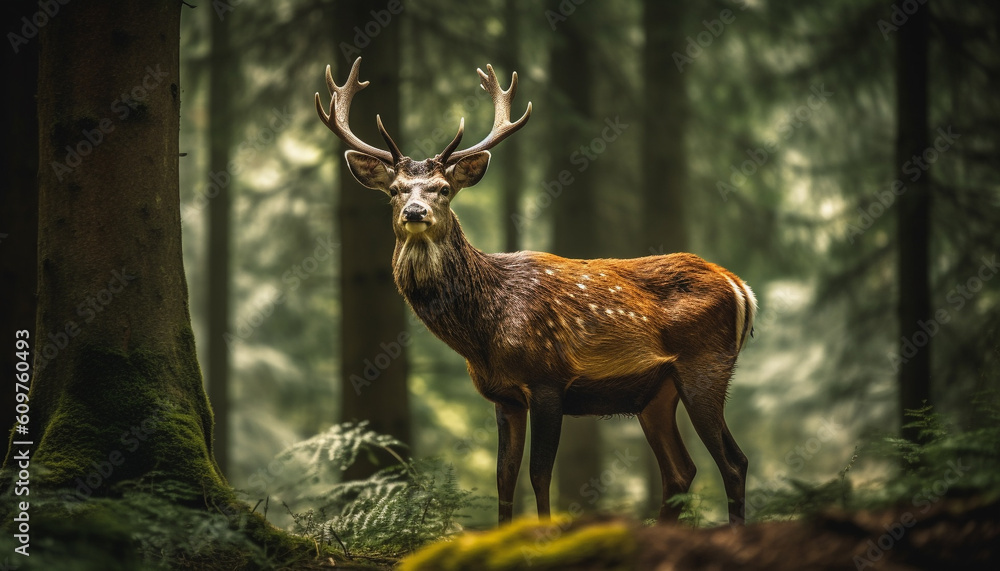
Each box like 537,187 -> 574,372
2,0 -> 226,496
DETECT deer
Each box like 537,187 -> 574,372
316,58 -> 757,526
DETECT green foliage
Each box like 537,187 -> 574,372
748,397 -> 1000,522
269,422 -> 490,559
664,492 -> 706,527
278,420 -> 409,474
876,396 -> 1000,502
172,0 -> 1000,531
0,474 -> 301,571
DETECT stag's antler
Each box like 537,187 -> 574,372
315,58 -> 402,164
438,64 -> 532,163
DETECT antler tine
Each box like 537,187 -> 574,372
442,64 -> 532,163
315,58 -> 397,164
436,117 -> 465,163
377,114 -> 403,163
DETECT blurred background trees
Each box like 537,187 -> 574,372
171,0 -> 1000,526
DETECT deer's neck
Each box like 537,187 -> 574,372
392,219 -> 506,361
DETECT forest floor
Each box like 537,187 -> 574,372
379,493 -> 1000,571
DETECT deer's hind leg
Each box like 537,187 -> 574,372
673,355 -> 748,525
638,374 -> 697,523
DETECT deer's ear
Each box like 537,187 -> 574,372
345,150 -> 394,192
446,151 -> 491,190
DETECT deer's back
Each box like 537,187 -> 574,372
472,251 -> 746,403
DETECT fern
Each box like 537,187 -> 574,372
276,420 -> 407,474
269,422 -> 489,559
665,492 -> 706,527
748,395 -> 1000,522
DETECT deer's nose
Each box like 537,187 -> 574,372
403,203 -> 428,221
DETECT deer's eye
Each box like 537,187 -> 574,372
389,186 -> 400,197
440,185 -> 451,197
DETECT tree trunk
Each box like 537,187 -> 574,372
332,0 -> 411,480
641,0 -> 691,518
0,0 -> 39,451
548,2 -> 603,512
4,0 -> 225,494
501,0 -> 524,253
642,0 -> 689,255
205,0 -> 235,479
895,0 -> 931,442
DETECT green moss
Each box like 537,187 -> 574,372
0,482 -> 340,570
399,516 -> 637,571
7,322 -> 351,568
32,328 -> 223,494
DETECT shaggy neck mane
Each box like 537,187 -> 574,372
392,215 -> 506,359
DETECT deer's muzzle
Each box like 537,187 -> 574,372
402,201 -> 432,234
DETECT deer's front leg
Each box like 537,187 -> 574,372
527,385 -> 563,519
496,402 -> 527,524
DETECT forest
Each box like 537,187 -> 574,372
1,0 -> 999,569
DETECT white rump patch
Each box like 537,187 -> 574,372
725,275 -> 752,352
741,281 -> 758,351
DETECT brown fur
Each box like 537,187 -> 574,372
385,182 -> 755,525
320,60 -> 754,525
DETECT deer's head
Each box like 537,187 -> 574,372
316,58 -> 531,244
